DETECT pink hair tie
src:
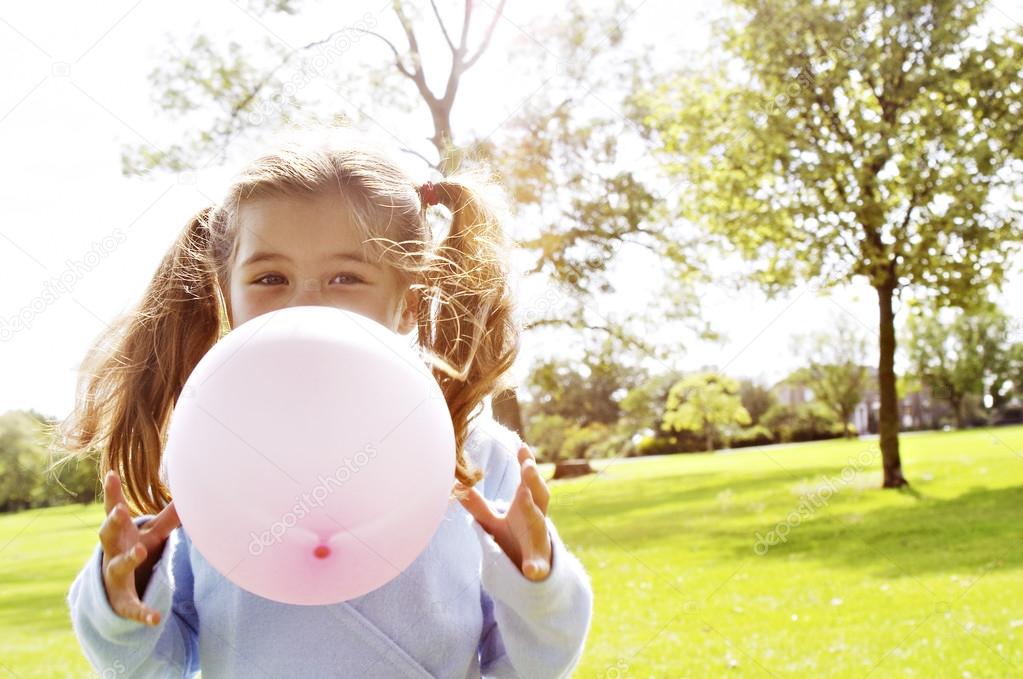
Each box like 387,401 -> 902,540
418,181 -> 439,206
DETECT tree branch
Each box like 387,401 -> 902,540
430,0 -> 456,53
458,0 -> 473,52
463,0 -> 506,69
523,317 -> 662,358
353,28 -> 416,80
392,1 -> 438,104
400,145 -> 441,171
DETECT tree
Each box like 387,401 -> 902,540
0,411 -> 43,512
620,369 -> 687,434
738,378 -> 776,426
123,1 -> 539,430
559,422 -> 612,461
123,1 -> 673,439
637,0 -> 1023,487
661,372 -> 752,452
986,321 -> 1023,413
126,1 -> 508,176
523,414 -> 572,463
0,410 -> 99,512
761,401 -> 844,443
526,337 -> 643,427
795,315 -> 870,437
904,299 -> 1013,427
479,2 -> 718,389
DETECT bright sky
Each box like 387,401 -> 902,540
2,0 -> 1021,420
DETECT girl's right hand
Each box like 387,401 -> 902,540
98,470 -> 180,626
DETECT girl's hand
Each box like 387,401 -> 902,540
457,443 -> 553,581
98,470 -> 180,626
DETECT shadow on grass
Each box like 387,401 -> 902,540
758,484 -> 1023,577
0,575 -> 77,636
552,461 -> 1023,578
552,464 -> 860,551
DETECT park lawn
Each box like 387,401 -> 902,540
1,427 -> 1021,677
558,425 -> 1023,677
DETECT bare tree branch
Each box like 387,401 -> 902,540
230,26 -> 365,120
458,0 -> 473,52
400,145 -> 441,171
392,1 -> 438,105
523,317 -> 663,359
353,28 -> 416,80
463,0 -> 506,69
430,0 -> 456,53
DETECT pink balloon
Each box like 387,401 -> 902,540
165,305 -> 455,605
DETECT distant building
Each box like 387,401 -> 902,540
772,367 -> 952,435
773,380 -> 814,408
855,367 -> 953,432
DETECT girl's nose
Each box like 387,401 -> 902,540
290,277 -> 325,307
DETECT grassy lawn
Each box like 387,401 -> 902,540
2,426 -> 1021,677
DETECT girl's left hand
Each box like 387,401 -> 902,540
457,443 -> 553,581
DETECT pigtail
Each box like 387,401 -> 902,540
421,177 -> 520,492
55,207 -> 227,516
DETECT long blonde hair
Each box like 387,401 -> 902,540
55,136 -> 520,515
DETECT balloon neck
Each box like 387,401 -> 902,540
313,544 -> 331,559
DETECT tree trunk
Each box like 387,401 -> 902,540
705,427 -> 714,453
952,396 -> 964,428
876,283 -> 908,488
491,388 -> 524,438
841,407 -> 853,438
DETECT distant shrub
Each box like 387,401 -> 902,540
525,414 -> 573,463
559,422 -> 611,461
762,402 -> 845,443
729,425 -> 774,449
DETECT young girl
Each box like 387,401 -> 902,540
62,133 -> 593,678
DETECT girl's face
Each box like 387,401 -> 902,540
226,192 -> 418,333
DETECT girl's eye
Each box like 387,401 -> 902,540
251,273 -> 363,286
331,273 -> 364,285
254,273 -> 286,285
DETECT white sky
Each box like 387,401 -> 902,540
2,0 -> 1021,419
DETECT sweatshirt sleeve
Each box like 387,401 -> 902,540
473,428 -> 594,679
66,514 -> 200,678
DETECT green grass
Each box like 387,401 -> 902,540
2,427 -> 1021,677
0,501 -> 108,678
557,426 -> 1023,677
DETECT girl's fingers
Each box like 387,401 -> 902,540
105,544 -> 163,624
111,589 -> 161,626
142,501 -> 180,545
514,486 -> 551,580
98,503 -> 133,555
456,485 -> 501,534
517,443 -> 535,465
521,543 -> 551,580
103,470 -> 124,516
516,484 -> 547,531
97,514 -> 118,555
97,471 -> 165,627
519,458 -> 550,515
104,542 -> 163,626
105,543 -> 147,583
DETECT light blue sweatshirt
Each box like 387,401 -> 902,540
66,414 -> 593,678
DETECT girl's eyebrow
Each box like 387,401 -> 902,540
241,251 -> 378,267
